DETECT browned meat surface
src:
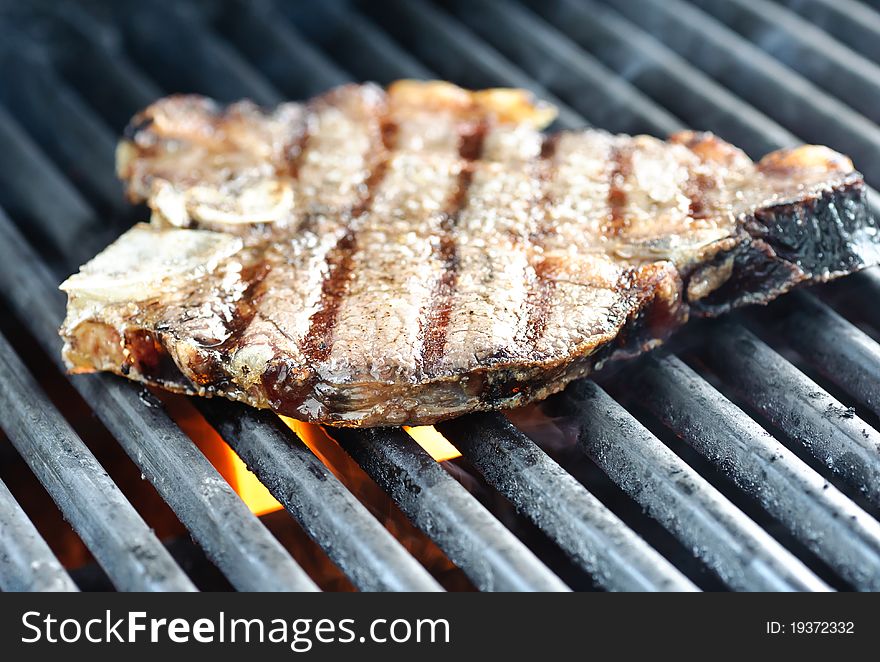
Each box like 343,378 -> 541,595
59,81 -> 880,427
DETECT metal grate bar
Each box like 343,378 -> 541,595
700,323 -> 880,509
771,292 -> 880,419
633,353 -> 880,590
559,380 -> 829,591
438,414 -> 699,591
115,3 -> 281,105
0,209 -> 92,369
0,477 -> 79,592
835,269 -> 880,331
0,206 -> 318,592
40,5 -> 163,131
0,107 -> 109,264
691,0 -> 880,124
330,426 -> 570,592
271,2 -> 433,84
199,401 -> 444,592
361,0 -> 583,129
527,0 -> 795,157
771,0 -> 880,67
0,46 -> 123,216
439,0 -> 680,135
210,1 -> 351,98
0,329 -> 196,592
606,0 -> 880,188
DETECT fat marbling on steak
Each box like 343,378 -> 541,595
59,81 -> 880,427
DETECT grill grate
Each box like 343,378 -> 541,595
0,0 -> 878,592
562,379 -> 829,592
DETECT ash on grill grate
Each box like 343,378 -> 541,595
0,0 -> 878,592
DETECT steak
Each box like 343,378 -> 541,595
59,81 -> 880,427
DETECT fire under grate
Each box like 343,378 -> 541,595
0,0 -> 879,592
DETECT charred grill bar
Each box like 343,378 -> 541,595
198,401 -> 443,592
0,0 -> 878,591
0,326 -> 196,592
702,323 -> 880,508
438,413 -> 698,591
630,352 -> 880,590
0,477 -> 77,592
772,292 -> 880,419
559,380 -> 829,592
330,426 -> 571,592
0,209 -> 319,592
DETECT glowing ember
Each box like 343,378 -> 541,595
224,455 -> 282,517
404,426 -> 462,462
280,416 -> 461,463
279,415 -> 352,482
160,390 -> 459,519
158,392 -> 282,516
196,437 -> 282,517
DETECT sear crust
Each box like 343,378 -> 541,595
62,81 -> 880,427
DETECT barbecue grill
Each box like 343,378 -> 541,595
1,0 -> 879,592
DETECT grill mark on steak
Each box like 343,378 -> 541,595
299,117 -> 398,365
526,260 -> 557,348
686,171 -> 713,221
68,84 -> 880,427
286,122 -> 310,180
522,134 -> 560,351
607,143 -> 632,236
458,122 -> 487,161
184,260 -> 272,389
298,229 -> 359,364
680,143 -> 717,222
418,119 -> 488,376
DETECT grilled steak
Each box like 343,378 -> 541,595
60,81 -> 880,427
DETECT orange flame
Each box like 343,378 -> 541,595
157,396 -> 466,588
159,390 -> 459,517
280,415 -> 353,481
280,416 -> 461,463
158,393 -> 282,516
222,454 -> 282,517
404,426 -> 462,462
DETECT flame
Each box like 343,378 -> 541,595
223,455 -> 283,517
280,415 -> 461,463
159,389 -> 458,518
158,392 -> 282,516
278,416 -> 468,588
404,426 -> 462,462
280,415 -> 353,482
280,416 -> 461,462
